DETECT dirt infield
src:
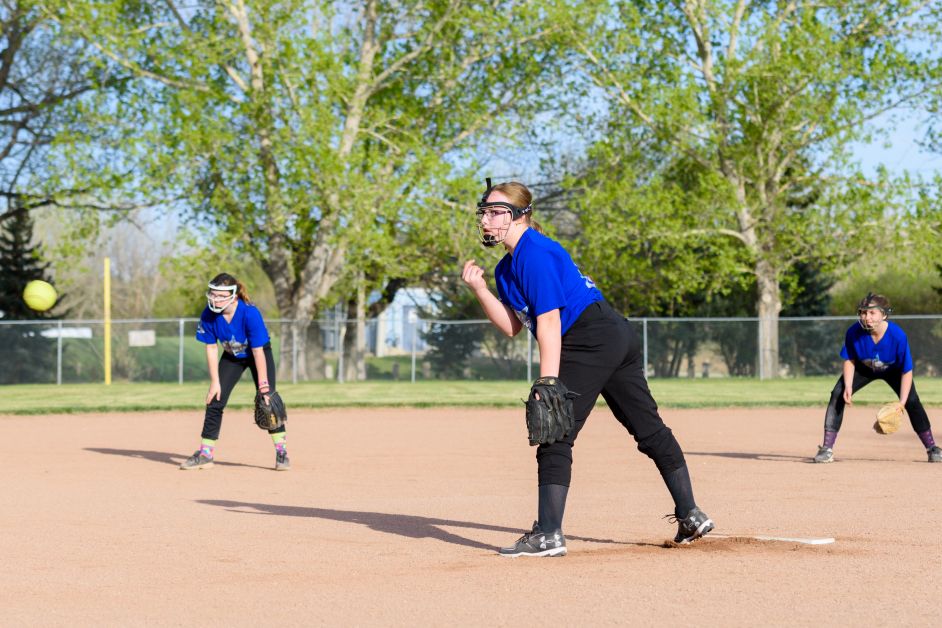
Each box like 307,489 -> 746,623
1,405 -> 939,626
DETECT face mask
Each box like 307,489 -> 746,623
206,283 -> 237,313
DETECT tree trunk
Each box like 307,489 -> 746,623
275,314 -> 331,382
756,260 -> 781,380
342,279 -> 367,382
308,320 -> 327,381
276,319 -> 295,383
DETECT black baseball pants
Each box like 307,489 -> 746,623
201,343 -> 284,440
537,301 -> 686,486
824,365 -> 931,433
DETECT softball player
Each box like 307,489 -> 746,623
461,181 -> 714,557
813,293 -> 941,464
180,273 -> 290,471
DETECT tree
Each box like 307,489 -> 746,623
51,0 -> 570,380
0,208 -> 57,382
0,1 -> 132,224
568,0 -> 942,377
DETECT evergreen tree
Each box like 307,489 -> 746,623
0,210 -> 57,383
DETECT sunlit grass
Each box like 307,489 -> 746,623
2,376 -> 941,415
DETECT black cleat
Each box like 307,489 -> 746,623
669,507 -> 714,544
275,449 -> 291,471
499,521 -> 567,557
180,451 -> 214,470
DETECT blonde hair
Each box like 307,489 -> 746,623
490,181 -> 543,233
209,272 -> 252,305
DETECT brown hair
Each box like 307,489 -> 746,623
489,181 -> 543,234
209,272 -> 252,305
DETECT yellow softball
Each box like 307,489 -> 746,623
22,280 -> 58,312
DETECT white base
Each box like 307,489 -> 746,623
710,533 -> 835,545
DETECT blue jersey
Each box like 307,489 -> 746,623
840,320 -> 913,374
196,300 -> 270,358
494,229 -> 604,336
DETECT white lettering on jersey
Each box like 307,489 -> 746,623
576,265 -> 596,290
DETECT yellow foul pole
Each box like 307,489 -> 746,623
104,257 -> 112,385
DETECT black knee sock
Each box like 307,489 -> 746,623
662,465 -> 696,518
538,484 -> 569,532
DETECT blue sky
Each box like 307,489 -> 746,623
854,113 -> 941,178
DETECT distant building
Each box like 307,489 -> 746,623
315,287 -> 434,356
373,288 -> 432,356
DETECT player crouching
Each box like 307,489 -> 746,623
813,293 -> 941,464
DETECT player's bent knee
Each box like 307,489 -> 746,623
536,443 -> 573,486
637,426 -> 685,474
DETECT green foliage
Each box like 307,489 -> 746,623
49,0 -> 572,330
830,258 -> 942,316
153,231 -> 279,319
566,147 -> 751,317
1,1 -> 132,225
564,0 -> 942,376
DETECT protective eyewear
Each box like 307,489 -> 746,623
476,205 -> 514,220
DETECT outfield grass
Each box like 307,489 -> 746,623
2,377 -> 942,415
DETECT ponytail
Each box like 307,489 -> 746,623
236,281 -> 252,305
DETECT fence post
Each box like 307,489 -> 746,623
337,316 -> 344,383
642,318 -> 649,379
411,319 -> 417,383
56,319 -> 63,385
757,320 -> 763,379
178,318 -> 184,384
291,321 -> 298,384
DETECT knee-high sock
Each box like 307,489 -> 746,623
200,438 -> 216,459
662,465 -> 696,519
538,484 -> 569,533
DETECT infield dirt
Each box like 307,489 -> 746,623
1,406 -> 939,626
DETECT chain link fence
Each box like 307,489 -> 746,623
1,315 -> 941,385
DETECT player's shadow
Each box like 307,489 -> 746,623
198,499 -> 662,551
84,447 -> 271,470
685,450 -> 894,463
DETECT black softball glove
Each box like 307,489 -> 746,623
524,376 -> 578,446
254,390 -> 288,431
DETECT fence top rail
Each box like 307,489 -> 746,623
0,318 -> 202,325
1,314 -> 941,326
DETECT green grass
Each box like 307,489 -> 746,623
2,377 -> 942,415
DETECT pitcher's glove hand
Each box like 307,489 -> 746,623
254,390 -> 288,431
524,376 -> 578,446
873,402 -> 903,435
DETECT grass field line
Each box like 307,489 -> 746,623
2,377 -> 942,415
